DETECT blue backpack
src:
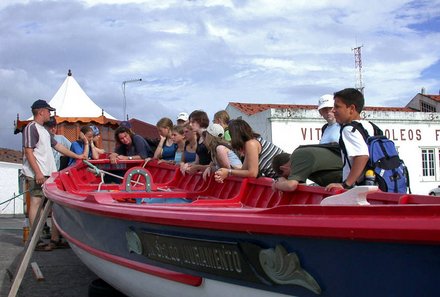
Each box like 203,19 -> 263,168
340,121 -> 410,193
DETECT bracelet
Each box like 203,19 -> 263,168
342,181 -> 354,189
228,169 -> 232,176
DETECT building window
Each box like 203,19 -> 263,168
421,148 -> 436,180
420,101 -> 436,112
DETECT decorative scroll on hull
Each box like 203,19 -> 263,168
260,245 -> 321,294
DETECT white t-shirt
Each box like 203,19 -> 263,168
22,121 -> 58,178
341,120 -> 375,180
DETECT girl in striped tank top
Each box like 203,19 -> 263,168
214,119 -> 284,183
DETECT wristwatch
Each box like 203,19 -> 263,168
128,156 -> 133,160
342,181 -> 354,189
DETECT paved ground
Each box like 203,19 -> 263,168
0,215 -> 98,297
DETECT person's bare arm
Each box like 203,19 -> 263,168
153,135 -> 166,159
215,146 -> 231,169
24,147 -> 45,184
90,142 -> 101,160
215,139 -> 260,182
326,155 -> 368,191
55,143 -> 86,160
273,177 -> 300,192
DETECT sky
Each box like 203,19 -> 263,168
1,0 -> 440,150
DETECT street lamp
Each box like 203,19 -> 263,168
121,78 -> 142,120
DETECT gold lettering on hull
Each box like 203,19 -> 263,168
144,235 -> 243,274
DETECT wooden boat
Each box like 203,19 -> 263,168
43,159 -> 440,297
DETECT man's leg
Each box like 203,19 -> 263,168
28,195 -> 44,230
49,210 -> 60,242
26,177 -> 45,230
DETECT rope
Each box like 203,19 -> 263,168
83,160 -> 145,186
136,158 -> 152,184
97,171 -> 105,191
83,160 -> 100,175
0,190 -> 29,206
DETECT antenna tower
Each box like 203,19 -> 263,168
352,45 -> 364,94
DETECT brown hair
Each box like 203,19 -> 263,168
334,88 -> 364,113
204,133 -> 233,162
114,126 -> 135,145
228,119 -> 259,151
271,153 -> 291,176
80,125 -> 93,135
189,110 -> 209,128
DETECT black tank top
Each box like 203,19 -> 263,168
196,142 -> 211,165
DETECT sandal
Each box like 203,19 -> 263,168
35,241 -> 53,252
35,239 -> 69,251
49,239 -> 70,249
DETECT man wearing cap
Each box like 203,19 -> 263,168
176,112 -> 189,126
318,94 -> 340,144
23,100 -> 86,250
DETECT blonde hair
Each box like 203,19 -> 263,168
214,110 -> 230,125
172,125 -> 184,135
156,117 -> 173,130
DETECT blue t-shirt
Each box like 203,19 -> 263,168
174,151 -> 183,163
183,150 -> 196,163
69,141 -> 92,165
320,123 -> 341,144
161,142 -> 177,161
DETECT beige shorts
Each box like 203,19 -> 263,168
25,176 -> 45,198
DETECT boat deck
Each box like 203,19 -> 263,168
50,159 -> 440,208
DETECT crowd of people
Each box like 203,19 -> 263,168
23,88 -> 374,250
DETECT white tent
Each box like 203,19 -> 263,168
48,70 -> 116,119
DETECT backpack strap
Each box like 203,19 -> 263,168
321,123 -> 329,136
368,121 -> 383,136
339,121 -> 369,170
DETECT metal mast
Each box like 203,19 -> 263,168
352,45 -> 364,94
121,78 -> 142,120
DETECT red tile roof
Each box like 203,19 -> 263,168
422,94 -> 440,102
229,102 -> 415,116
0,148 -> 22,164
129,118 -> 160,140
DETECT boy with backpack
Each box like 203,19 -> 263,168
325,88 -> 408,193
325,88 -> 377,191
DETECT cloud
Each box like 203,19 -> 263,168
1,0 -> 439,150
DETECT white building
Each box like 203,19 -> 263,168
226,93 -> 440,195
0,159 -> 23,215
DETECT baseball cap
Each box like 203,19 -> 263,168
31,99 -> 55,111
317,94 -> 334,110
177,112 -> 189,122
206,123 -> 224,138
90,125 -> 100,136
120,121 -> 132,129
